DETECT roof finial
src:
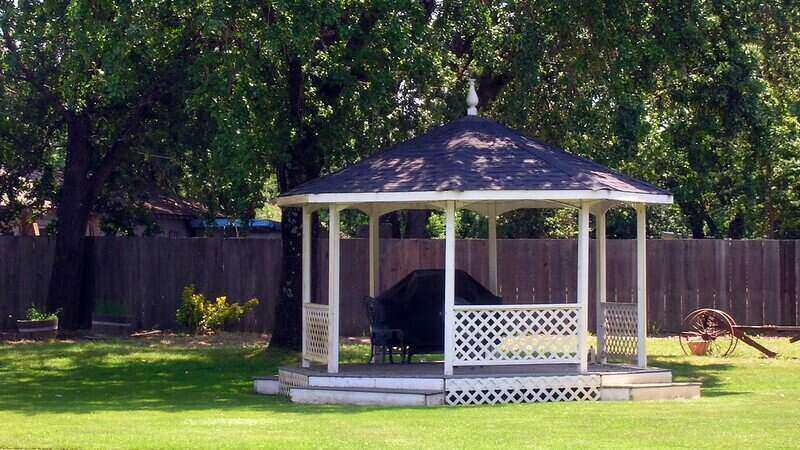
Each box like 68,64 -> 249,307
467,78 -> 479,116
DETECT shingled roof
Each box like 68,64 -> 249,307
278,115 -> 670,204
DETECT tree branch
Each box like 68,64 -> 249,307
316,8 -> 379,102
1,26 -> 68,118
86,94 -> 157,200
85,21 -> 202,201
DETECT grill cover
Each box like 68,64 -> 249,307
373,269 -> 502,355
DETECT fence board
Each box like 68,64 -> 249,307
649,239 -> 663,328
733,241 -> 750,324
764,241 -> 782,325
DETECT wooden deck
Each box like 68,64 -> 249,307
282,362 -> 668,379
268,362 -> 693,406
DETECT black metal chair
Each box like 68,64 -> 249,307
364,296 -> 406,364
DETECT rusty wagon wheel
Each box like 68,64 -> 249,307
679,308 -> 739,357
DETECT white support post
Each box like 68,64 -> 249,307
636,204 -> 647,368
301,207 -> 312,368
327,205 -> 341,373
487,202 -> 498,296
577,204 -> 590,373
369,212 -> 380,297
595,208 -> 607,364
444,200 -> 456,376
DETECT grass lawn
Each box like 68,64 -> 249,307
1,334 -> 799,449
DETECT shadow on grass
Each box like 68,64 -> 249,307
0,340 -> 441,417
1,339 -> 754,416
0,340 -> 283,415
650,355 -> 745,398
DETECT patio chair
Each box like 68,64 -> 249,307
363,296 -> 406,364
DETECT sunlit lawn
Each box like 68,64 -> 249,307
1,333 -> 799,449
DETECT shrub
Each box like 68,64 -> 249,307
24,305 -> 60,321
176,285 -> 259,334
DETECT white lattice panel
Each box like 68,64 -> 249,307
445,375 -> 600,405
278,369 -> 308,396
453,305 -> 579,365
601,302 -> 638,363
303,303 -> 329,364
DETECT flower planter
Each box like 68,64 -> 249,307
687,340 -> 710,356
16,318 -> 58,340
91,314 -> 133,336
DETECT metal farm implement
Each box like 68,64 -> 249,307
679,308 -> 800,358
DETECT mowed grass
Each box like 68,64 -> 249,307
1,334 -> 799,449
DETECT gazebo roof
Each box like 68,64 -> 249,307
277,115 -> 672,208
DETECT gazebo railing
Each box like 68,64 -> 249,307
302,303 -> 329,364
599,301 -> 638,363
452,304 -> 580,366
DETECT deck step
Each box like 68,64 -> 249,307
600,382 -> 701,401
600,370 -> 672,386
308,374 -> 444,391
253,376 -> 280,395
290,386 -> 444,406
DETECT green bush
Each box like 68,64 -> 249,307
24,305 -> 59,321
175,285 -> 259,334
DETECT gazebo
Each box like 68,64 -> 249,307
268,82 -> 699,406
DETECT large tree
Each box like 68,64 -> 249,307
432,0 -> 800,239
237,1 -> 443,347
3,0 -> 798,338
221,0 -> 800,345
0,0 -> 204,327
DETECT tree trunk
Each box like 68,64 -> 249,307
680,201 -> 707,239
271,206 -> 304,348
383,211 -> 403,238
270,56 -> 321,349
405,210 -> 430,238
728,212 -> 745,239
46,115 -> 94,329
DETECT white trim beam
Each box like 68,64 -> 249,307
369,212 -> 380,297
487,202 -> 498,296
636,204 -> 647,368
577,204 -> 590,373
301,207 -> 312,368
370,202 -> 445,217
594,208 -> 607,364
444,200 -> 456,376
460,199 -> 582,215
327,205 -> 342,373
276,189 -> 674,207
453,303 -> 580,311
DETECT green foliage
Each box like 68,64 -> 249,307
427,210 -> 489,239
340,209 -> 369,238
4,1 -> 799,241
426,211 -> 445,238
176,285 -> 258,334
431,0 -> 800,239
428,209 -> 580,240
24,305 -> 59,321
175,286 -> 204,333
0,0 -> 234,236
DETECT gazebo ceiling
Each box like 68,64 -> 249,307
276,115 -> 672,208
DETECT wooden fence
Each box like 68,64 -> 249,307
1,237 -> 798,336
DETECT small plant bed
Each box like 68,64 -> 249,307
15,306 -> 59,340
92,299 -> 133,336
